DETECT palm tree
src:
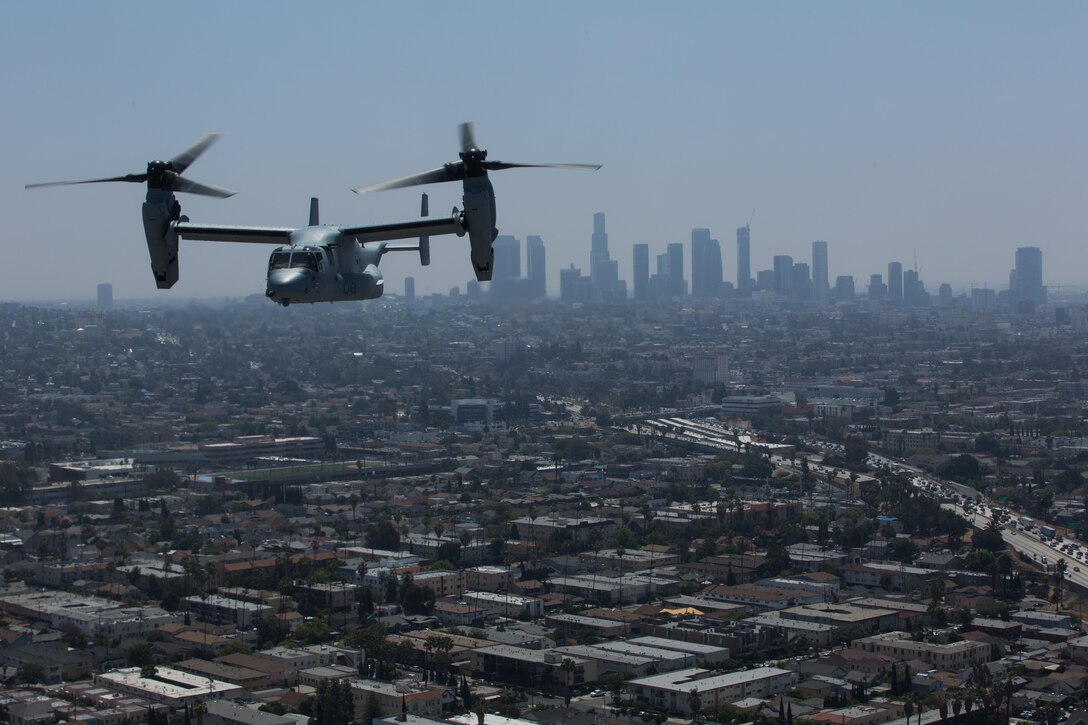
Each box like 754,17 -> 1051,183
560,657 -> 576,711
192,700 -> 207,725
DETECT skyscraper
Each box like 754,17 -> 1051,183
97,283 -> 113,312
591,212 -> 609,265
887,262 -> 903,304
667,243 -> 685,297
835,275 -> 855,301
1010,246 -> 1046,308
632,244 -> 650,301
492,235 -> 521,281
736,224 -> 751,291
560,264 -> 591,302
772,255 -> 793,295
791,262 -> 812,301
869,274 -> 887,300
691,228 -> 723,298
526,235 -> 546,298
811,241 -> 829,303
404,276 -> 415,304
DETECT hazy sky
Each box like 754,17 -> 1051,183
3,2 -> 1085,301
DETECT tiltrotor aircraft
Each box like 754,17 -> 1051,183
26,123 -> 599,306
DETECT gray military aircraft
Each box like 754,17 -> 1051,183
26,123 -> 599,306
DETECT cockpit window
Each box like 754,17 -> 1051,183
269,252 -> 291,270
290,252 -> 319,272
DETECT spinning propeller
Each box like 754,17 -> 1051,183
352,122 -> 600,194
26,133 -> 235,199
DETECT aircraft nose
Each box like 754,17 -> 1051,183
266,269 -> 309,298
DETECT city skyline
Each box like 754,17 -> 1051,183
393,213 -> 1055,309
2,3 -> 1085,301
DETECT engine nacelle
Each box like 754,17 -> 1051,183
142,189 -> 181,289
462,177 -> 497,281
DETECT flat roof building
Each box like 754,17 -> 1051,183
94,666 -> 243,708
626,666 -> 797,717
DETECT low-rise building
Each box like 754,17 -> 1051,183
626,666 -> 797,717
855,632 -> 991,670
94,666 -> 243,708
470,645 -> 596,692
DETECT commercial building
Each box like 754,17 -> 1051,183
470,645 -> 596,692
626,666 -> 797,717
94,666 -> 243,708
184,594 -> 272,629
462,590 -> 543,620
855,632 -> 991,669
510,515 -> 616,546
349,679 -> 444,722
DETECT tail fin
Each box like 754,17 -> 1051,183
419,193 -> 430,266
309,197 -> 320,226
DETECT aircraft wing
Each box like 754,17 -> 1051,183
175,222 -> 295,245
340,215 -> 460,243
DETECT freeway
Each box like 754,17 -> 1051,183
789,444 -> 1088,591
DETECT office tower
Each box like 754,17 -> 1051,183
736,224 -> 751,290
887,262 -> 903,303
938,283 -> 953,305
492,235 -> 520,281
1010,246 -> 1046,307
868,274 -> 887,300
404,276 -> 416,304
972,287 -> 995,311
811,241 -> 829,303
97,283 -> 113,312
632,244 -> 650,301
773,255 -> 793,295
526,235 -> 546,298
835,275 -> 855,301
667,243 -> 685,297
791,262 -> 812,301
560,264 -> 591,303
903,269 -> 921,305
649,251 -> 672,299
691,228 -> 723,298
755,269 -> 775,290
693,351 -> 729,384
591,212 -> 609,265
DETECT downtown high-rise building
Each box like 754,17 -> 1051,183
736,224 -> 751,291
887,261 -> 904,304
811,241 -> 829,303
632,244 -> 650,301
404,276 -> 416,304
791,262 -> 812,301
492,235 -> 521,282
1010,246 -> 1046,309
690,228 -> 723,298
588,212 -> 626,302
97,283 -> 113,312
773,255 -> 793,295
835,275 -> 855,301
526,235 -> 546,298
667,243 -> 686,297
591,212 -> 609,266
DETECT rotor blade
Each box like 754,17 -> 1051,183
169,132 -> 221,174
352,163 -> 465,194
482,161 -> 602,172
25,173 -> 147,190
459,122 -> 477,153
172,176 -> 236,198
